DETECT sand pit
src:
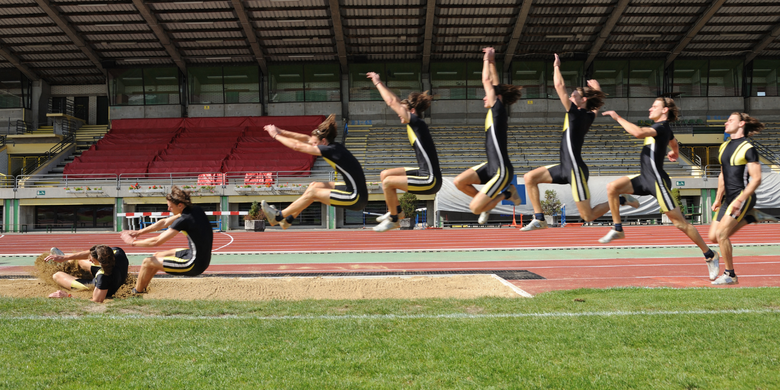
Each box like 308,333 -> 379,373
0,273 -> 524,301
0,253 -> 525,301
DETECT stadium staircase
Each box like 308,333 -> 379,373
50,125 -> 109,175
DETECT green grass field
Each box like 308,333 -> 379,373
2,287 -> 779,389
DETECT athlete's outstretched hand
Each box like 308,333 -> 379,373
602,110 -> 621,121
482,47 -> 495,62
44,254 -> 65,263
120,230 -> 136,245
553,53 -> 561,67
366,72 -> 381,85
587,79 -> 601,91
264,124 -> 279,139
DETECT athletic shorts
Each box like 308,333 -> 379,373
471,162 -> 514,199
546,163 -> 590,202
628,173 -> 677,213
330,183 -> 368,211
715,193 -> 757,224
75,265 -> 100,287
163,248 -> 209,276
404,167 -> 442,195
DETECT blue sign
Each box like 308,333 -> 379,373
501,175 -> 526,206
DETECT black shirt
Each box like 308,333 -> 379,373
560,104 -> 595,166
93,247 -> 129,298
318,142 -> 367,194
719,138 -> 760,199
170,205 -> 213,267
640,121 -> 675,175
406,113 -> 441,176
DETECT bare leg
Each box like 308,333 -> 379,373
664,208 -> 710,253
135,249 -> 176,292
379,167 -> 409,215
713,215 -> 746,271
523,166 -> 552,215
282,182 -> 335,218
453,169 -> 480,198
51,260 -> 94,290
576,199 -> 612,222
470,191 -> 506,214
606,177 -> 634,225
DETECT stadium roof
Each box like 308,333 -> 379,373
0,0 -> 779,85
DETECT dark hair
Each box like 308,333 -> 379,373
655,97 -> 679,122
312,114 -> 337,144
731,112 -> 764,137
576,87 -> 606,111
402,91 -> 433,116
494,84 -> 523,106
90,245 -> 115,276
166,185 -> 192,207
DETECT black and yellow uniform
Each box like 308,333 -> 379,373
81,247 -> 129,298
404,113 -> 442,195
319,142 -> 368,211
628,120 -> 677,212
715,138 -> 759,223
471,98 -> 514,198
163,205 -> 213,276
546,105 -> 595,202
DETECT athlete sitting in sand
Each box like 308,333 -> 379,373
45,245 -> 129,303
121,186 -> 213,294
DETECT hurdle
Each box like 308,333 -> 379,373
117,211 -> 248,231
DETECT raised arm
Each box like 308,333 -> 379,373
482,47 -> 497,107
264,125 -> 322,156
553,54 -> 571,111
265,125 -> 310,143
44,249 -> 90,263
602,111 -> 658,139
367,72 -> 410,123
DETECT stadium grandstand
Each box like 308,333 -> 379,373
2,0 -> 780,232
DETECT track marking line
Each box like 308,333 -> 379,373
214,232 -> 234,251
491,274 -> 534,297
3,308 -> 778,321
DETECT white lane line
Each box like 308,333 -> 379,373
3,308 -> 778,321
214,232 -> 234,251
491,274 -> 534,297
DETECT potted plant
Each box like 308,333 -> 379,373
541,189 -> 563,226
399,192 -> 418,229
244,201 -> 265,232
129,183 -> 142,194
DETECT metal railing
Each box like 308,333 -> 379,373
704,164 -> 721,179
749,138 -> 780,166
8,170 -> 383,192
18,132 -> 75,176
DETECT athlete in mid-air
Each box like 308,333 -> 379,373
707,112 -> 764,285
600,97 -> 719,271
521,53 -> 638,232
261,114 -> 368,229
452,47 -> 522,224
367,72 -> 441,232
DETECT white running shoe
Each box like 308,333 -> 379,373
376,211 -> 404,223
478,211 -> 490,225
506,185 -> 522,206
706,251 -> 720,281
712,273 -> 738,285
261,200 -> 279,226
622,194 -> 640,208
598,229 -> 625,244
373,219 -> 401,232
50,247 -> 64,256
520,219 -> 548,232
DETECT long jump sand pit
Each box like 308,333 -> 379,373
0,254 -> 525,301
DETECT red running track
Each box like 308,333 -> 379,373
2,224 -> 779,295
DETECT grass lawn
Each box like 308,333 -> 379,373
1,287 -> 779,389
